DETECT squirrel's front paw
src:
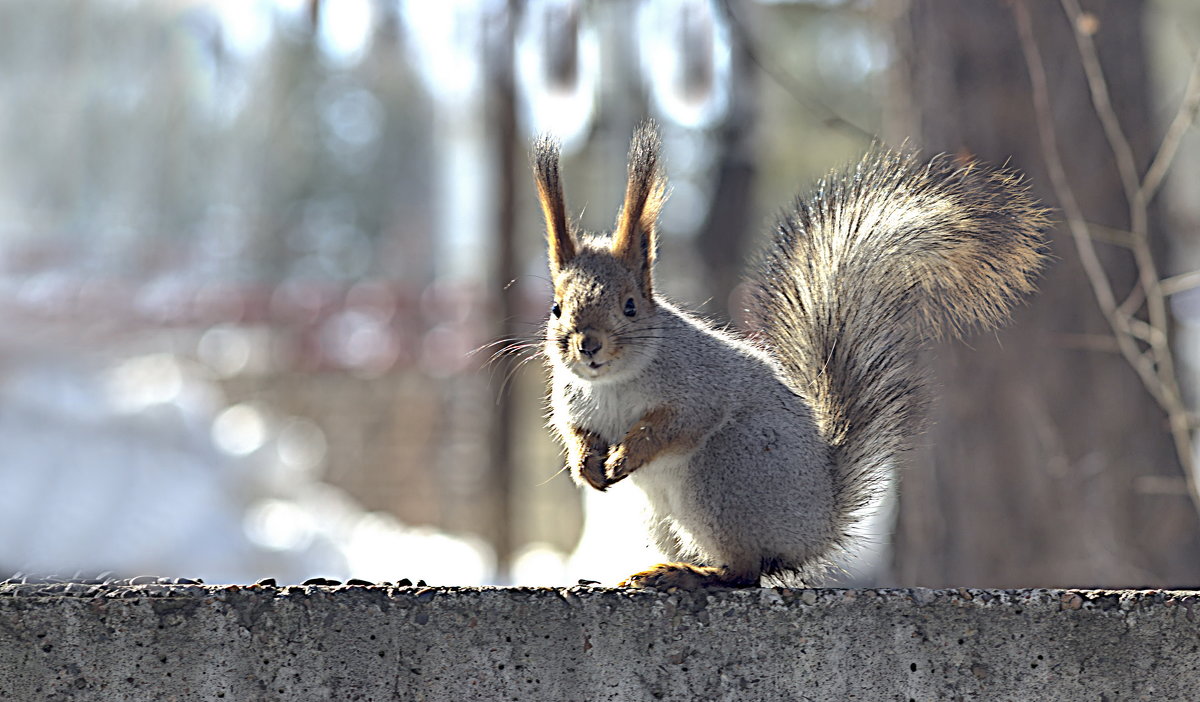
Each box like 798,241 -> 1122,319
577,450 -> 610,491
603,445 -> 635,484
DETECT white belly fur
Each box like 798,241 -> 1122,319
629,451 -> 702,560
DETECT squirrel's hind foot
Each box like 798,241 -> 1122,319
620,562 -> 757,590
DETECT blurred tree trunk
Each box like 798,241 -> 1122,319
696,0 -> 758,322
891,0 -> 1200,587
485,1 -> 520,582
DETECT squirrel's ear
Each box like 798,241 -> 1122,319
533,135 -> 576,274
612,121 -> 667,297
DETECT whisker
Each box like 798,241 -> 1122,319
486,340 -> 541,358
485,344 -> 541,368
469,337 -> 534,356
494,349 -> 546,401
536,463 -> 570,486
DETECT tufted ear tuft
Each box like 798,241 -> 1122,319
532,134 -> 576,274
611,121 -> 668,296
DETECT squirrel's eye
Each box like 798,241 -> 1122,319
624,298 -> 636,317
551,302 -> 562,318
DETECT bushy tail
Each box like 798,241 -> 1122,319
749,148 -> 1049,539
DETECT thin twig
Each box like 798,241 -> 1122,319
1083,221 -> 1137,249
1080,219 -> 1164,321
1060,0 -> 1145,227
1012,1 -> 1159,404
714,0 -> 875,141
1142,52 -> 1200,202
1059,0 -> 1180,401
1060,0 -> 1194,486
1017,0 -> 1200,518
1061,0 -> 1184,409
1124,318 -> 1164,347
1162,270 -> 1200,297
1117,281 -> 1145,319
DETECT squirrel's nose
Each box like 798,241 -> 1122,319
578,333 -> 603,358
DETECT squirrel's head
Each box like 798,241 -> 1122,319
533,123 -> 668,384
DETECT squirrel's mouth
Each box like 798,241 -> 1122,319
572,359 -> 607,378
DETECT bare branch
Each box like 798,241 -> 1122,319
1083,221 -> 1137,249
1017,1 -> 1167,411
1125,318 -> 1163,347
1116,281 -> 1145,319
1013,1 -> 1120,317
1013,1 -> 1146,382
1142,52 -> 1200,202
1162,270 -> 1200,297
1132,354 -> 1169,408
1060,0 -> 1146,235
1059,0 -> 1184,384
714,0 -> 874,142
1017,0 -> 1199,517
1060,0 -> 1175,387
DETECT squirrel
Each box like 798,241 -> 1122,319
532,122 -> 1048,589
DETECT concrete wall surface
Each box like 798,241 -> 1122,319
0,583 -> 1197,701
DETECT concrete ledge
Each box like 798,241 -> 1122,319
1,584 -> 1197,700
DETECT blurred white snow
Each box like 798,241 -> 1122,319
0,350 -> 493,586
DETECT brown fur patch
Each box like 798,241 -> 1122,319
566,424 -> 611,491
532,135 -> 575,273
604,406 -> 697,485
620,562 -> 757,589
611,122 -> 667,296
